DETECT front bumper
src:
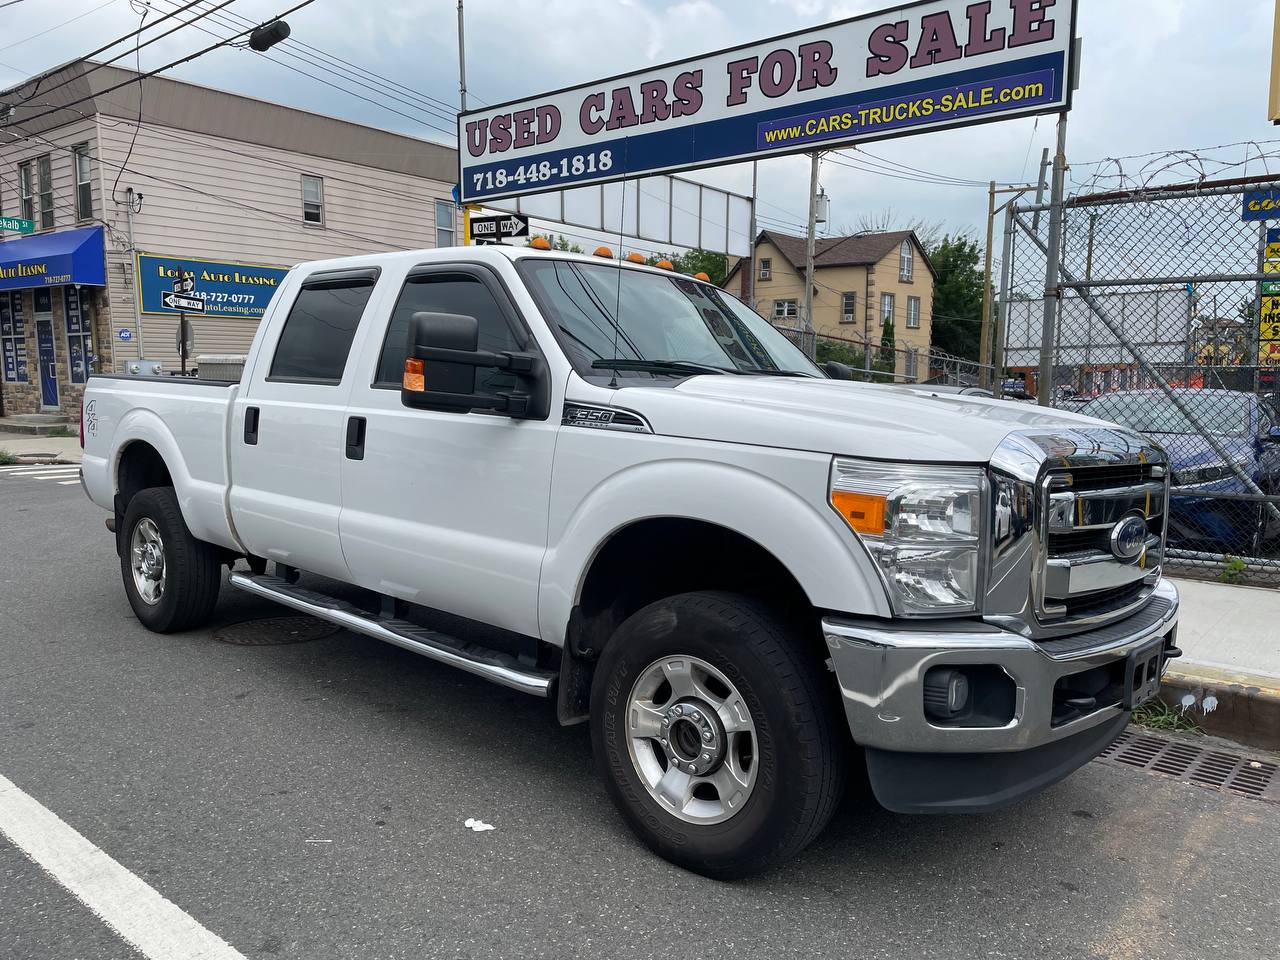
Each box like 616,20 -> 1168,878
824,578 -> 1180,811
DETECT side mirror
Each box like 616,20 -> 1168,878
824,360 -> 855,381
400,311 -> 548,418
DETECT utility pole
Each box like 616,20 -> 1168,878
124,187 -> 144,363
804,151 -> 820,351
979,180 -> 996,387
1037,113 -> 1069,407
457,0 -> 468,113
1031,147 -> 1050,234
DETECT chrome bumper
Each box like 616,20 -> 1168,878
824,578 -> 1180,754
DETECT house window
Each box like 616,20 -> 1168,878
880,292 -> 895,326
905,348 -> 919,382
841,292 -> 856,324
435,199 -> 456,247
73,144 -> 93,221
37,154 -> 53,229
18,161 -> 34,222
899,239 -> 913,282
773,299 -> 798,322
758,257 -> 772,281
1,292 -> 29,383
907,296 -> 921,329
301,174 -> 324,224
64,287 -> 94,384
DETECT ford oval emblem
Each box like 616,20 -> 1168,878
1110,515 -> 1149,563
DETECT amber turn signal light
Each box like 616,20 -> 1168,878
530,236 -> 552,250
594,246 -> 614,258
830,490 -> 887,536
403,357 -> 425,392
693,271 -> 711,282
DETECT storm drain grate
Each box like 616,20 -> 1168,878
1096,729 -> 1280,802
213,616 -> 340,646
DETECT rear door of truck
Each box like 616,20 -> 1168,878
229,265 -> 384,580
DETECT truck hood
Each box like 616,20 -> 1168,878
613,377 -> 1114,463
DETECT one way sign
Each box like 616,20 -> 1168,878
469,213 -> 530,244
162,291 -> 204,312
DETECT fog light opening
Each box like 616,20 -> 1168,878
923,665 -> 1017,728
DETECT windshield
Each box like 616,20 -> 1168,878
1082,391 -> 1254,436
518,259 -> 823,379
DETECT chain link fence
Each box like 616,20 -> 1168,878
1001,176 -> 1280,586
773,324 -> 994,387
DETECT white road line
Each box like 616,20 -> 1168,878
7,470 -> 79,478
33,473 -> 81,481
0,772 -> 248,960
58,480 -> 80,486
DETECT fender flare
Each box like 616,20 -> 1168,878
110,408 -> 242,551
538,457 -> 890,644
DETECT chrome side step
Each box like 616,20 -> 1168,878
227,572 -> 555,697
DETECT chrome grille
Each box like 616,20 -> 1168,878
1035,462 -> 1169,624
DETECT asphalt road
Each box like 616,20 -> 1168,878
2,474 -> 1278,960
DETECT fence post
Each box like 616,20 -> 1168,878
1037,112 -> 1069,406
979,181 -> 996,388
993,198 -> 1017,399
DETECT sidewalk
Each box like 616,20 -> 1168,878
0,432 -> 83,464
1162,577 -> 1280,750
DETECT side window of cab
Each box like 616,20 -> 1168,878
375,271 -> 525,397
269,269 -> 380,383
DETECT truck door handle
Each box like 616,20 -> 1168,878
345,416 -> 366,460
244,406 -> 260,445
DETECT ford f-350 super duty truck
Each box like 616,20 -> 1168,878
81,245 -> 1180,877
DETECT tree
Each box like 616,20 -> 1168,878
645,249 -> 729,286
928,234 -> 986,360
878,317 -> 896,373
840,209 -> 947,251
531,233 -> 584,253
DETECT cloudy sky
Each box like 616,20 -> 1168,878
1,0 -> 1277,247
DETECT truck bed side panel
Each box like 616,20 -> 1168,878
81,376 -> 241,552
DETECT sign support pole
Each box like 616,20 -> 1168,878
804,151 -> 819,358
1037,112 -> 1069,407
747,161 -> 758,309
179,312 -> 188,376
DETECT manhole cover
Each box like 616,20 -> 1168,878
213,616 -> 339,646
1096,728 -> 1280,803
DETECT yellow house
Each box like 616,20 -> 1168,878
725,229 -> 936,381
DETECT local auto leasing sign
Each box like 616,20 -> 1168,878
459,0 -> 1076,203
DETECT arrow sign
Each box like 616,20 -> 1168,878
468,213 -> 530,244
162,291 -> 204,313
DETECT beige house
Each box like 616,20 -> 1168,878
0,61 -> 458,419
725,229 -> 936,381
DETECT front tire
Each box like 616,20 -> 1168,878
120,487 -> 221,633
590,591 -> 846,878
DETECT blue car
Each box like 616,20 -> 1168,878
1079,389 -> 1280,554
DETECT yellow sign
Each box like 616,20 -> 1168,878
1263,319 -> 1280,341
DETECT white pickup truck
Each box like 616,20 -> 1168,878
81,245 -> 1180,877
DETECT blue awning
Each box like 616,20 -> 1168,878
0,225 -> 106,292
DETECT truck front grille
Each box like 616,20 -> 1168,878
1035,462 -> 1169,625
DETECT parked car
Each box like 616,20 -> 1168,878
1079,389 -> 1280,554
81,245 -> 1181,877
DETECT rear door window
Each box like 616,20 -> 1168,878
269,272 -> 378,383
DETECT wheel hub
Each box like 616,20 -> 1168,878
660,699 -> 725,775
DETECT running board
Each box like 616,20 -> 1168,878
227,572 -> 555,697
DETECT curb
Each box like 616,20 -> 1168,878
1159,665 -> 1280,752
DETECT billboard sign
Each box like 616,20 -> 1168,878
459,0 -> 1077,203
136,253 -> 288,320
1243,189 -> 1280,221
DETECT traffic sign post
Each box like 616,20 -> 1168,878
165,275 -> 203,375
468,213 -> 530,245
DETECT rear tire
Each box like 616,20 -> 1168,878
120,487 -> 221,633
590,591 -> 846,878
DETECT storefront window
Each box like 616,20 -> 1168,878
64,287 -> 95,384
1,292 -> 30,383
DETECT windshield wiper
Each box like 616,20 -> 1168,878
736,368 -> 816,378
590,358 -> 737,376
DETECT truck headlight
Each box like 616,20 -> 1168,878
829,458 -> 986,616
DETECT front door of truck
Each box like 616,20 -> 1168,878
229,266 -> 382,580
338,263 -> 558,640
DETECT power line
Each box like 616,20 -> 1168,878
0,0 -> 121,56
840,147 -> 989,186
4,0 -> 317,127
